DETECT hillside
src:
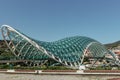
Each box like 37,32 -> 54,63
105,41 -> 120,49
0,40 -> 15,60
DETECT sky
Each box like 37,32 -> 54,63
0,0 -> 120,44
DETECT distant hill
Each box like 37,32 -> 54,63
105,41 -> 120,49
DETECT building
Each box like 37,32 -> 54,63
0,25 -> 118,69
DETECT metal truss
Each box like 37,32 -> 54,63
1,25 -> 118,69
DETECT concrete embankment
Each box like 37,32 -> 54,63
1,69 -> 120,75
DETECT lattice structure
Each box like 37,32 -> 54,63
1,25 -> 117,69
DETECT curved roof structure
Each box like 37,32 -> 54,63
1,25 -> 117,69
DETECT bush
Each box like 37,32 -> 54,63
0,64 -> 9,69
90,66 -> 112,70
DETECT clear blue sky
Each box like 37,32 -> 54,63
0,0 -> 120,44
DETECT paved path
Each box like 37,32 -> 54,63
0,73 -> 120,80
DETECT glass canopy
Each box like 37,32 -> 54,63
1,25 -> 117,69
